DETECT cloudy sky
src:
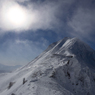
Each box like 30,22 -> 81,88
0,0 -> 95,66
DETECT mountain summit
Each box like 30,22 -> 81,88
0,37 -> 95,95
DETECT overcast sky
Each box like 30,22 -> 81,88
0,0 -> 95,66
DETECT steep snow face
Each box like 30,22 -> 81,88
0,37 -> 95,95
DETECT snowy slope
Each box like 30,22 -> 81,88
0,37 -> 95,95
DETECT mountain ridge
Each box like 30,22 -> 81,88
0,37 -> 95,95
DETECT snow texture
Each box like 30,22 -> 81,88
0,37 -> 95,95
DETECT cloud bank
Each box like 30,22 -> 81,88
0,0 -> 95,38
0,0 -> 58,32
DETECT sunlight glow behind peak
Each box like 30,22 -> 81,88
7,6 -> 26,26
0,0 -> 54,32
0,1 -> 36,31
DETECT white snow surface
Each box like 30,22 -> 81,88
0,37 -> 95,95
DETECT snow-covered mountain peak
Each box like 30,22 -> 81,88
0,37 -> 95,95
46,37 -> 94,56
48,37 -> 95,69
57,37 -> 91,51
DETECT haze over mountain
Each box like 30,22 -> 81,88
0,63 -> 21,73
0,37 -> 95,95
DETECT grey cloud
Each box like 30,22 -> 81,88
0,0 -> 95,41
0,0 -> 60,32
0,0 -> 76,32
68,8 -> 95,40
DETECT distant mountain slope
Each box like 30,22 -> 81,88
0,37 -> 95,95
0,63 -> 21,73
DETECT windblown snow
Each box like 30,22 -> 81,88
0,37 -> 95,95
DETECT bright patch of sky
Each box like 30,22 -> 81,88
0,0 -> 95,66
